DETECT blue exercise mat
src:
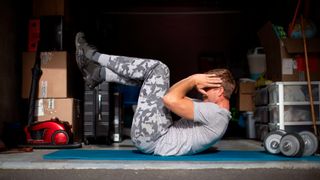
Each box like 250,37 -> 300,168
43,149 -> 320,162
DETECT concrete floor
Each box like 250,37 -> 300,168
1,138 -> 320,180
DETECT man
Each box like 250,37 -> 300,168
75,32 -> 236,156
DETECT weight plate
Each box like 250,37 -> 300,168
299,131 -> 319,156
280,133 -> 305,157
263,131 -> 286,154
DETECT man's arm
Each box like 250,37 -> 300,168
162,74 -> 221,120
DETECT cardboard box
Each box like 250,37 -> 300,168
237,81 -> 255,111
22,51 -> 75,98
32,0 -> 65,17
258,21 -> 320,81
239,81 -> 255,94
34,98 -> 82,142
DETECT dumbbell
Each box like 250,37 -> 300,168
279,132 -> 305,157
263,130 -> 287,154
299,131 -> 319,156
263,130 -> 318,157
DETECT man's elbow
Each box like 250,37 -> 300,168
162,94 -> 178,109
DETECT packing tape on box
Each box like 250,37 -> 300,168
40,80 -> 48,98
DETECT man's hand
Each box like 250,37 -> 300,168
163,73 -> 222,120
193,74 -> 222,96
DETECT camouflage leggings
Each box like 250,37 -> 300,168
98,54 -> 173,153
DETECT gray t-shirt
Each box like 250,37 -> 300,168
154,101 -> 231,156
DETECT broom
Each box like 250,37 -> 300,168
300,15 -> 318,137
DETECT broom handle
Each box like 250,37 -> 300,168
300,15 -> 318,136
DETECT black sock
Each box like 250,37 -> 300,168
99,67 -> 106,81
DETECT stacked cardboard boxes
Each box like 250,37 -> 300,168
22,0 -> 82,142
22,51 -> 82,142
237,81 -> 256,112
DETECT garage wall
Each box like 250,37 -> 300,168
97,9 -> 247,85
0,0 -> 30,136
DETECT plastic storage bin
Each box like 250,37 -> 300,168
269,104 -> 319,123
269,123 -> 319,134
255,123 -> 269,141
268,82 -> 319,104
254,87 -> 269,106
254,106 -> 269,123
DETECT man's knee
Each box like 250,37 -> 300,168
156,62 -> 170,77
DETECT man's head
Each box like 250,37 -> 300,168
205,69 -> 235,100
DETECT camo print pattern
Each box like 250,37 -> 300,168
98,55 -> 173,153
